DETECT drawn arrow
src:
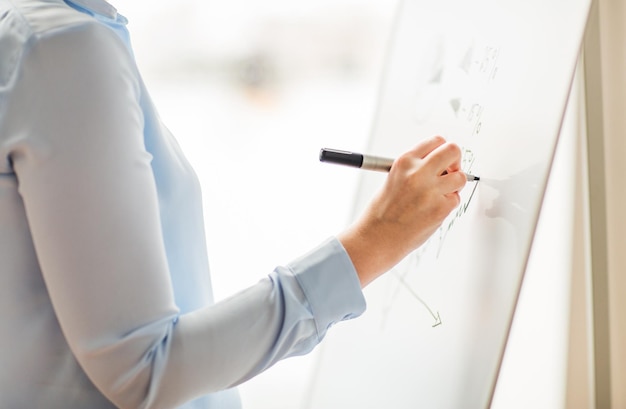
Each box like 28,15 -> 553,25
432,312 -> 442,327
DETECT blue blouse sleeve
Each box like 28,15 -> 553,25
1,14 -> 365,409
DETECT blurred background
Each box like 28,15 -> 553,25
119,1 -> 397,408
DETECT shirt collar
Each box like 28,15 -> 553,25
64,0 -> 119,21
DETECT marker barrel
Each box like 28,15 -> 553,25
319,148 -> 479,181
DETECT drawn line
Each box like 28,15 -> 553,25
437,175 -> 479,257
380,241 -> 432,330
392,271 -> 442,327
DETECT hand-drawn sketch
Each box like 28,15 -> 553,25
385,38 -> 500,327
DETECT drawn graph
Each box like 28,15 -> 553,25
381,147 -> 480,328
413,37 -> 500,138
380,38 -> 500,328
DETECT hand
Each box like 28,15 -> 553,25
338,136 -> 467,287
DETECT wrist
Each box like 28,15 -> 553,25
338,219 -> 407,288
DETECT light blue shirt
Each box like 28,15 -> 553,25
0,0 -> 366,407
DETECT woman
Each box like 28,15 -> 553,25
0,0 -> 466,407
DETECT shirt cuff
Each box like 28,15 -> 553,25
288,237 -> 366,340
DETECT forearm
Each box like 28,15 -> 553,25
154,238 -> 365,408
338,219 -> 407,287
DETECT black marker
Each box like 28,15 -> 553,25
319,148 -> 480,181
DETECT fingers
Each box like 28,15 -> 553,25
444,190 -> 462,208
440,171 -> 467,195
425,140 -> 462,176
395,136 -> 454,174
409,135 -> 447,159
400,136 -> 467,195
416,137 -> 467,195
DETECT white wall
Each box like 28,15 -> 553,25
597,1 -> 626,405
559,1 -> 626,406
